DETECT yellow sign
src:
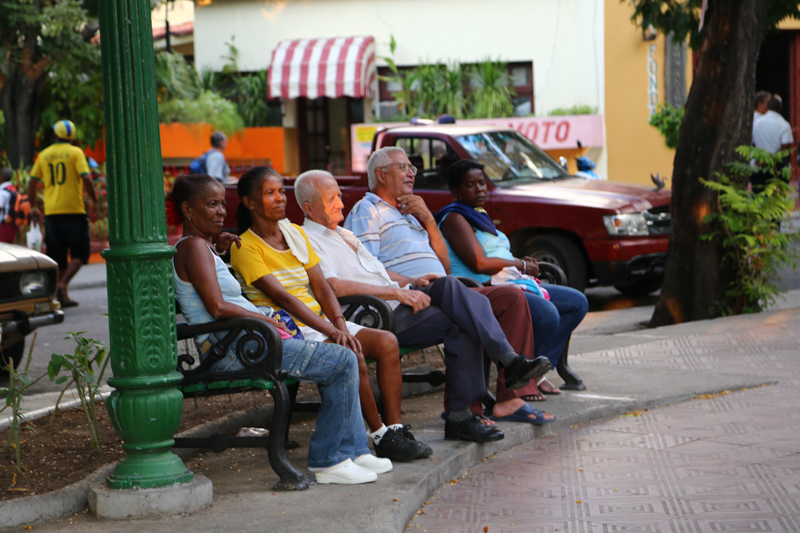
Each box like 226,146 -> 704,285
356,125 -> 378,143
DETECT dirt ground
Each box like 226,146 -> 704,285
0,347 -> 446,502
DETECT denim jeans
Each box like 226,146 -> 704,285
524,283 -> 588,368
202,333 -> 369,469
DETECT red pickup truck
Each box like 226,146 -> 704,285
224,124 -> 671,295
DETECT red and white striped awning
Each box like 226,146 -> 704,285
267,36 -> 377,100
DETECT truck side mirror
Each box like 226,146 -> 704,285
559,156 -> 568,170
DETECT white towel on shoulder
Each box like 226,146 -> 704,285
278,219 -> 309,264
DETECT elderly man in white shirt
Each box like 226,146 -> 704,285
295,170 -> 555,443
751,95 -> 793,193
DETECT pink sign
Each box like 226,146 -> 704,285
350,114 -> 604,172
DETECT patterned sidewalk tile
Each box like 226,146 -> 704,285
410,310 -> 800,532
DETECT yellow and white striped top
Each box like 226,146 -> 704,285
230,226 -> 322,326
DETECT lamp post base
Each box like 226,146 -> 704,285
89,474 -> 213,520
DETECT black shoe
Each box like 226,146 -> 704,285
375,426 -> 432,461
400,425 -> 433,458
504,355 -> 551,391
444,414 -> 505,443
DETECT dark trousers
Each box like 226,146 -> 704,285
393,276 -> 513,412
393,278 -> 539,412
476,286 -> 539,403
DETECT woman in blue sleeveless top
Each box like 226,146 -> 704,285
436,160 -> 588,395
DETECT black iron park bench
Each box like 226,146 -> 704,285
167,262 -> 582,490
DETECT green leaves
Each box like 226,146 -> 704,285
471,57 -> 515,119
380,41 -> 515,120
700,147 -> 799,315
625,0 -> 800,51
648,104 -> 684,149
155,51 -> 203,102
550,105 -> 598,116
158,90 -> 245,135
47,332 -> 109,452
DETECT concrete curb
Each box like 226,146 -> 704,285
0,463 -> 116,529
0,405 -> 279,529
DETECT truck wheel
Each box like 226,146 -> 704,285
0,338 -> 25,375
521,235 -> 587,292
614,276 -> 663,297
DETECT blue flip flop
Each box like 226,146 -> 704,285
490,403 -> 556,425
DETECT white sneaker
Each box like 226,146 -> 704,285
312,459 -> 377,484
354,454 -> 393,474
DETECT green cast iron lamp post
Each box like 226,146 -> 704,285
97,0 -> 193,489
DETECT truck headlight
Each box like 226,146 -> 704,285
20,272 -> 48,297
603,214 -> 649,236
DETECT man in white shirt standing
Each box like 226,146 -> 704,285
752,95 -> 793,194
753,90 -> 770,123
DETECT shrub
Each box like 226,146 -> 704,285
700,146 -> 799,315
649,104 -> 684,149
158,90 -> 245,135
548,104 -> 598,116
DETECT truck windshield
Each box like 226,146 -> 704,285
456,131 -> 570,184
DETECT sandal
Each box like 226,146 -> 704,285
490,403 -> 556,425
520,392 -> 546,402
537,376 -> 561,395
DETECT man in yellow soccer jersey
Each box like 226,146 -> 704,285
28,120 -> 97,308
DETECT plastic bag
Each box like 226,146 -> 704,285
26,222 -> 43,251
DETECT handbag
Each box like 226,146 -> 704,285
26,222 -> 43,251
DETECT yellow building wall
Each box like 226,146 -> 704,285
604,0 -> 686,187
778,18 -> 800,30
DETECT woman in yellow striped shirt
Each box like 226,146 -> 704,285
230,167 -> 433,463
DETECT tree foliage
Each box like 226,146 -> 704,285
0,0 -> 102,169
626,0 -> 800,50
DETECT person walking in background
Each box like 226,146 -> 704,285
207,131 -> 231,184
751,95 -> 793,194
27,120 -> 97,307
0,168 -> 18,243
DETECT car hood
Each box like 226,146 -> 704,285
497,178 -> 671,213
0,243 -> 59,272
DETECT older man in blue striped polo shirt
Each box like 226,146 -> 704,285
343,147 -> 556,432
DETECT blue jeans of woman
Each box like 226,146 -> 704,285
524,283 -> 588,368
202,333 -> 369,469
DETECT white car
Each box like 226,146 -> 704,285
0,242 -> 64,373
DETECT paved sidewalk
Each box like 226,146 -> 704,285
5,305 -> 796,531
411,307 -> 800,532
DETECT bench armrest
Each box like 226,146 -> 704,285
176,317 -> 285,383
337,294 -> 395,333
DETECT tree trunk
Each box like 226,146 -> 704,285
650,0 -> 769,327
